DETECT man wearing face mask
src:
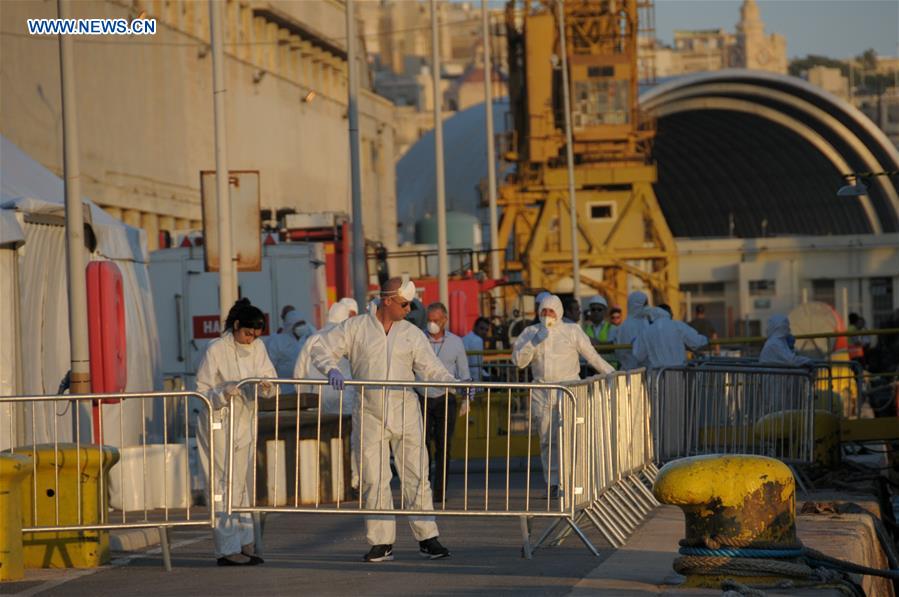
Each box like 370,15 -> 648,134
312,278 -> 471,562
420,303 -> 471,502
512,294 -> 614,498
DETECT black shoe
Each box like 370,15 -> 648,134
216,556 -> 252,566
549,485 -> 560,499
244,555 -> 264,565
364,544 -> 394,562
419,537 -> 450,560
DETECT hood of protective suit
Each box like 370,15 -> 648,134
535,291 -> 551,307
538,295 -> 564,321
647,307 -> 671,322
328,302 -> 350,325
338,297 -> 358,314
283,309 -> 306,330
626,291 -> 649,320
766,315 -> 791,339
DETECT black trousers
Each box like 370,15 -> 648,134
419,395 -> 458,501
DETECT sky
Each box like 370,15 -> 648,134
469,0 -> 899,61
653,0 -> 898,60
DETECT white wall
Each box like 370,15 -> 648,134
678,234 -> 899,331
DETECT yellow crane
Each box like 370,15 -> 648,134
498,0 -> 680,315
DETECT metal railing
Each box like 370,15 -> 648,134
693,357 -> 865,418
1,391 -> 215,571
231,378 -> 598,557
649,365 -> 816,464
549,371 -> 659,549
231,372 -> 657,557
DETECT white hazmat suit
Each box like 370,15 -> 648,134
293,302 -> 361,487
759,315 -> 812,366
632,308 -> 707,460
265,310 -> 314,379
310,298 -> 458,546
611,291 -> 650,371
196,332 -> 276,557
632,307 -> 708,368
511,295 -> 614,487
339,297 -> 359,315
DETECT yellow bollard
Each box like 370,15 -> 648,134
653,454 -> 797,588
0,454 -> 33,581
18,444 -> 119,569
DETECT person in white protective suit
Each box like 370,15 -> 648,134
610,291 -> 651,370
759,315 -> 813,366
265,309 -> 315,379
632,307 -> 708,368
311,277 -> 472,563
339,297 -> 359,317
293,302 -> 361,491
511,294 -> 614,498
633,307 -> 708,460
196,298 -> 276,566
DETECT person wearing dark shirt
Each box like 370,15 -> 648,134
688,304 -> 717,339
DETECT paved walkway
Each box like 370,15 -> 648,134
3,496 -> 615,596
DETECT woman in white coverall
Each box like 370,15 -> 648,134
312,278 -> 469,563
196,298 -> 276,566
512,295 -> 615,498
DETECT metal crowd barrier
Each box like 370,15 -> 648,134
231,378 -> 610,557
0,391 -> 215,571
543,371 -> 658,550
695,357 -> 864,418
649,365 -> 816,465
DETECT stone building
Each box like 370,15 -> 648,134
651,0 -> 787,78
0,0 -> 398,250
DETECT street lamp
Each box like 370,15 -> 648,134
837,170 -> 898,196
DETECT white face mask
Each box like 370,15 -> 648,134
427,321 -> 442,336
540,315 -> 557,328
235,342 -> 253,357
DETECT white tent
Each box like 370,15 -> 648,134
0,135 -> 163,449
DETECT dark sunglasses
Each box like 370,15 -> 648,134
396,300 -> 410,309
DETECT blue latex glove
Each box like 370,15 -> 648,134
464,386 -> 476,401
328,368 -> 346,390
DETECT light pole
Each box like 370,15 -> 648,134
431,0 -> 449,306
346,0 -> 367,303
556,0 -> 580,299
58,0 -> 90,395
482,0 -> 500,282
209,0 -> 237,322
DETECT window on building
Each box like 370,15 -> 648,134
812,279 -> 835,307
749,279 -> 776,296
680,282 -> 725,296
588,202 -> 614,221
870,278 -> 894,327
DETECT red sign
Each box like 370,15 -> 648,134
192,314 -> 270,339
